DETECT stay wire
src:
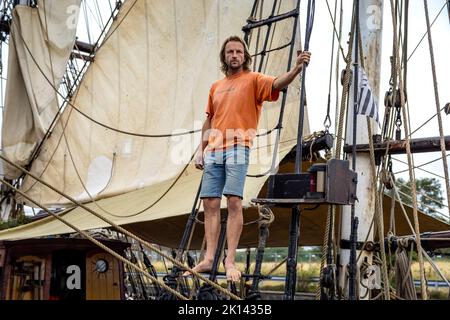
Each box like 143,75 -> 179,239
325,0 -> 346,60
294,0 -> 315,174
394,153 -> 450,175
391,156 -> 446,180
323,0 -> 338,132
407,1 -> 448,62
423,0 -> 450,215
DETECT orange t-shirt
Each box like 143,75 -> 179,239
205,71 -> 280,150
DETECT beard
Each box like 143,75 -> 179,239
227,60 -> 244,71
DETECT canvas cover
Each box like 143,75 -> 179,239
0,0 -> 447,247
1,0 -> 81,178
17,0 -> 308,209
0,0 -> 316,243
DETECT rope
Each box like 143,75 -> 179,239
389,189 -> 396,235
318,2 -> 355,299
396,189 -> 449,223
0,178 -> 188,300
324,0 -> 346,59
303,0 -> 315,51
0,154 -> 241,300
251,41 -> 292,58
316,205 -> 334,300
323,0 -> 338,133
330,4 -> 344,285
407,1 -> 449,62
396,179 -> 448,210
257,205 -> 275,228
316,64 -> 338,300
366,118 -> 390,300
390,176 -> 417,235
265,257 -> 288,277
392,156 -> 447,180
354,17 -> 390,298
242,204 -> 275,227
389,0 -> 427,299
334,8 -> 356,160
334,0 -> 344,142
420,247 -> 450,294
394,153 -> 450,175
394,247 -> 417,299
294,0 -> 315,174
409,104 -> 448,136
423,0 -> 450,216
388,173 -> 450,298
402,0 -> 409,124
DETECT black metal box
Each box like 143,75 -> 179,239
267,173 -> 310,199
326,159 -> 357,205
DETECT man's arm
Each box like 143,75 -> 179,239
200,116 -> 212,152
273,51 -> 311,90
195,116 -> 212,170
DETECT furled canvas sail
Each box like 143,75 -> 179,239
17,0 -> 308,208
0,0 -> 317,243
1,0 -> 81,179
0,0 -> 448,248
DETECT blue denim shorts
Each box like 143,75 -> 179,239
200,145 -> 250,199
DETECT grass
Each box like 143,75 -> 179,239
410,260 -> 450,281
410,260 -> 450,300
428,288 -> 449,299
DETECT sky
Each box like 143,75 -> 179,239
1,0 -> 449,217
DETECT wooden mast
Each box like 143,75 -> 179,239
338,0 -> 384,299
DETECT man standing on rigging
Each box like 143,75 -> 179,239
189,35 -> 311,282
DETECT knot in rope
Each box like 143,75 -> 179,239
258,205 -> 275,228
303,131 -> 325,162
387,232 -> 397,246
398,237 -> 411,249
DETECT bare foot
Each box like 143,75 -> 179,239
182,259 -> 213,277
225,263 -> 241,282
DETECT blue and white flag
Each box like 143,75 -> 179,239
357,67 -> 380,126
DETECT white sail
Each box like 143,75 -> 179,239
1,0 -> 81,179
0,0 -> 448,249
18,0 -> 307,208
